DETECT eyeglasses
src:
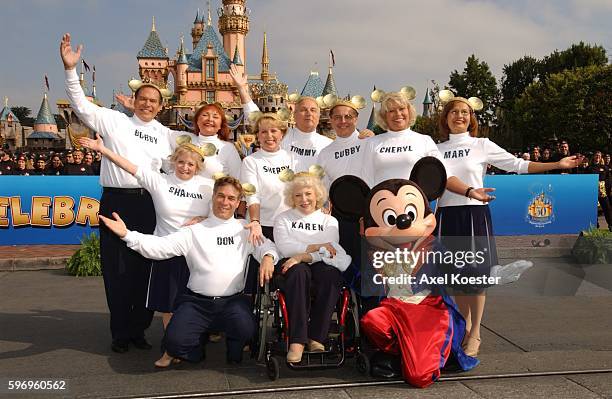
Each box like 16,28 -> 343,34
449,110 -> 471,117
331,114 -> 356,122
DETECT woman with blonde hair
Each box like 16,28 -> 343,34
79,135 -> 214,341
273,173 -> 351,363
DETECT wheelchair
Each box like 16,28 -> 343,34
252,276 -> 370,380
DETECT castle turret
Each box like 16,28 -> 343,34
28,93 -> 60,149
260,31 -> 270,82
218,0 -> 249,76
175,36 -> 188,101
137,16 -> 170,88
0,97 -> 23,150
232,43 -> 243,66
422,88 -> 433,117
192,8 -> 204,51
321,66 -> 337,97
300,71 -> 324,97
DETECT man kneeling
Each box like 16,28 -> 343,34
100,176 -> 277,367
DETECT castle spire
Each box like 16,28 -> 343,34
4,97 -> 7,107
194,8 -> 201,24
260,32 -> 270,82
207,1 -> 212,26
152,16 -> 156,32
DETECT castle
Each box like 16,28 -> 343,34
135,0 -> 290,136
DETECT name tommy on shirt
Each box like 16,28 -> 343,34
290,146 -> 317,157
134,129 -> 158,144
379,145 -> 412,153
291,221 -> 324,231
443,149 -> 470,159
335,145 -> 360,159
168,187 -> 204,199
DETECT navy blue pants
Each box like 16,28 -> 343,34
163,290 -> 256,363
99,189 -> 155,342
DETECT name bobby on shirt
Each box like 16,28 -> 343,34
65,69 -> 172,188
122,214 -> 278,297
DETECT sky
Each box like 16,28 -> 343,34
0,0 -> 610,128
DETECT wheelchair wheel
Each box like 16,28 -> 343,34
266,356 -> 280,381
356,352 -> 370,375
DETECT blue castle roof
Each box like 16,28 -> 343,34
188,23 -> 231,72
423,89 -> 432,104
232,44 -> 243,66
0,103 -> 19,123
29,131 -> 58,140
321,68 -> 337,96
300,71 -> 324,97
35,94 -> 56,126
138,25 -> 168,59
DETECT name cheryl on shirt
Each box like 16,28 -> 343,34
379,145 -> 412,154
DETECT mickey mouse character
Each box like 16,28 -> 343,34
329,157 -> 479,388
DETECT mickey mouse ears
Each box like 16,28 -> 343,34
278,164 -> 325,183
211,172 -> 257,197
371,86 -> 417,103
175,135 -> 217,158
128,79 -> 173,99
247,108 -> 291,125
438,90 -> 483,111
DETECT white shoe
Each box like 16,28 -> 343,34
490,260 -> 533,285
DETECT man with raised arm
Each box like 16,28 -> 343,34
60,33 -> 172,353
99,177 -> 278,367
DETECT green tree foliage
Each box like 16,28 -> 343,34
10,106 -> 35,125
539,42 -> 607,81
413,115 -> 440,141
448,55 -> 499,129
66,232 -> 101,277
513,65 -> 611,153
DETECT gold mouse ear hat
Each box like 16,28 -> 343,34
212,173 -> 257,197
371,86 -> 417,103
278,164 -> 325,183
247,108 -> 291,126
128,78 -> 173,100
438,89 -> 484,111
175,135 -> 217,159
328,95 -> 367,114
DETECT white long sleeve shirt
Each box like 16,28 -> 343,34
273,208 -> 351,272
123,214 -> 278,296
437,132 -> 530,207
316,130 -> 367,189
361,128 -> 453,188
169,131 -> 242,179
242,101 -> 332,172
134,167 -> 214,236
65,69 -> 172,188
240,149 -> 293,227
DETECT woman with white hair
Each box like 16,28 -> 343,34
273,173 -> 351,363
361,91 -> 492,202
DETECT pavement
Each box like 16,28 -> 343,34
1,228 -> 612,398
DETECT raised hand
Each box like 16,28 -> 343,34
98,212 -> 128,238
60,33 -> 82,70
115,93 -> 135,111
229,63 -> 248,88
79,133 -> 105,152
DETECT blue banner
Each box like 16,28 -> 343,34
484,174 -> 598,235
0,176 -> 101,245
0,174 -> 599,244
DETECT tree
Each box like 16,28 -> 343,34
513,65 -> 611,153
448,55 -> 499,130
539,42 -> 607,81
10,106 -> 32,123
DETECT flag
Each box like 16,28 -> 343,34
93,65 -> 96,82
330,49 -> 335,67
44,74 -> 50,91
83,59 -> 91,72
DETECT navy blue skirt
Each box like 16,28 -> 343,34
435,205 -> 498,293
146,256 -> 190,313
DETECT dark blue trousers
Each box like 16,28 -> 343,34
163,290 -> 256,363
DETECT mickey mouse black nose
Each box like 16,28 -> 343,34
396,214 -> 412,230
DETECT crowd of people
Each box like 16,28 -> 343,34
0,147 -> 101,175
10,33 -> 592,388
